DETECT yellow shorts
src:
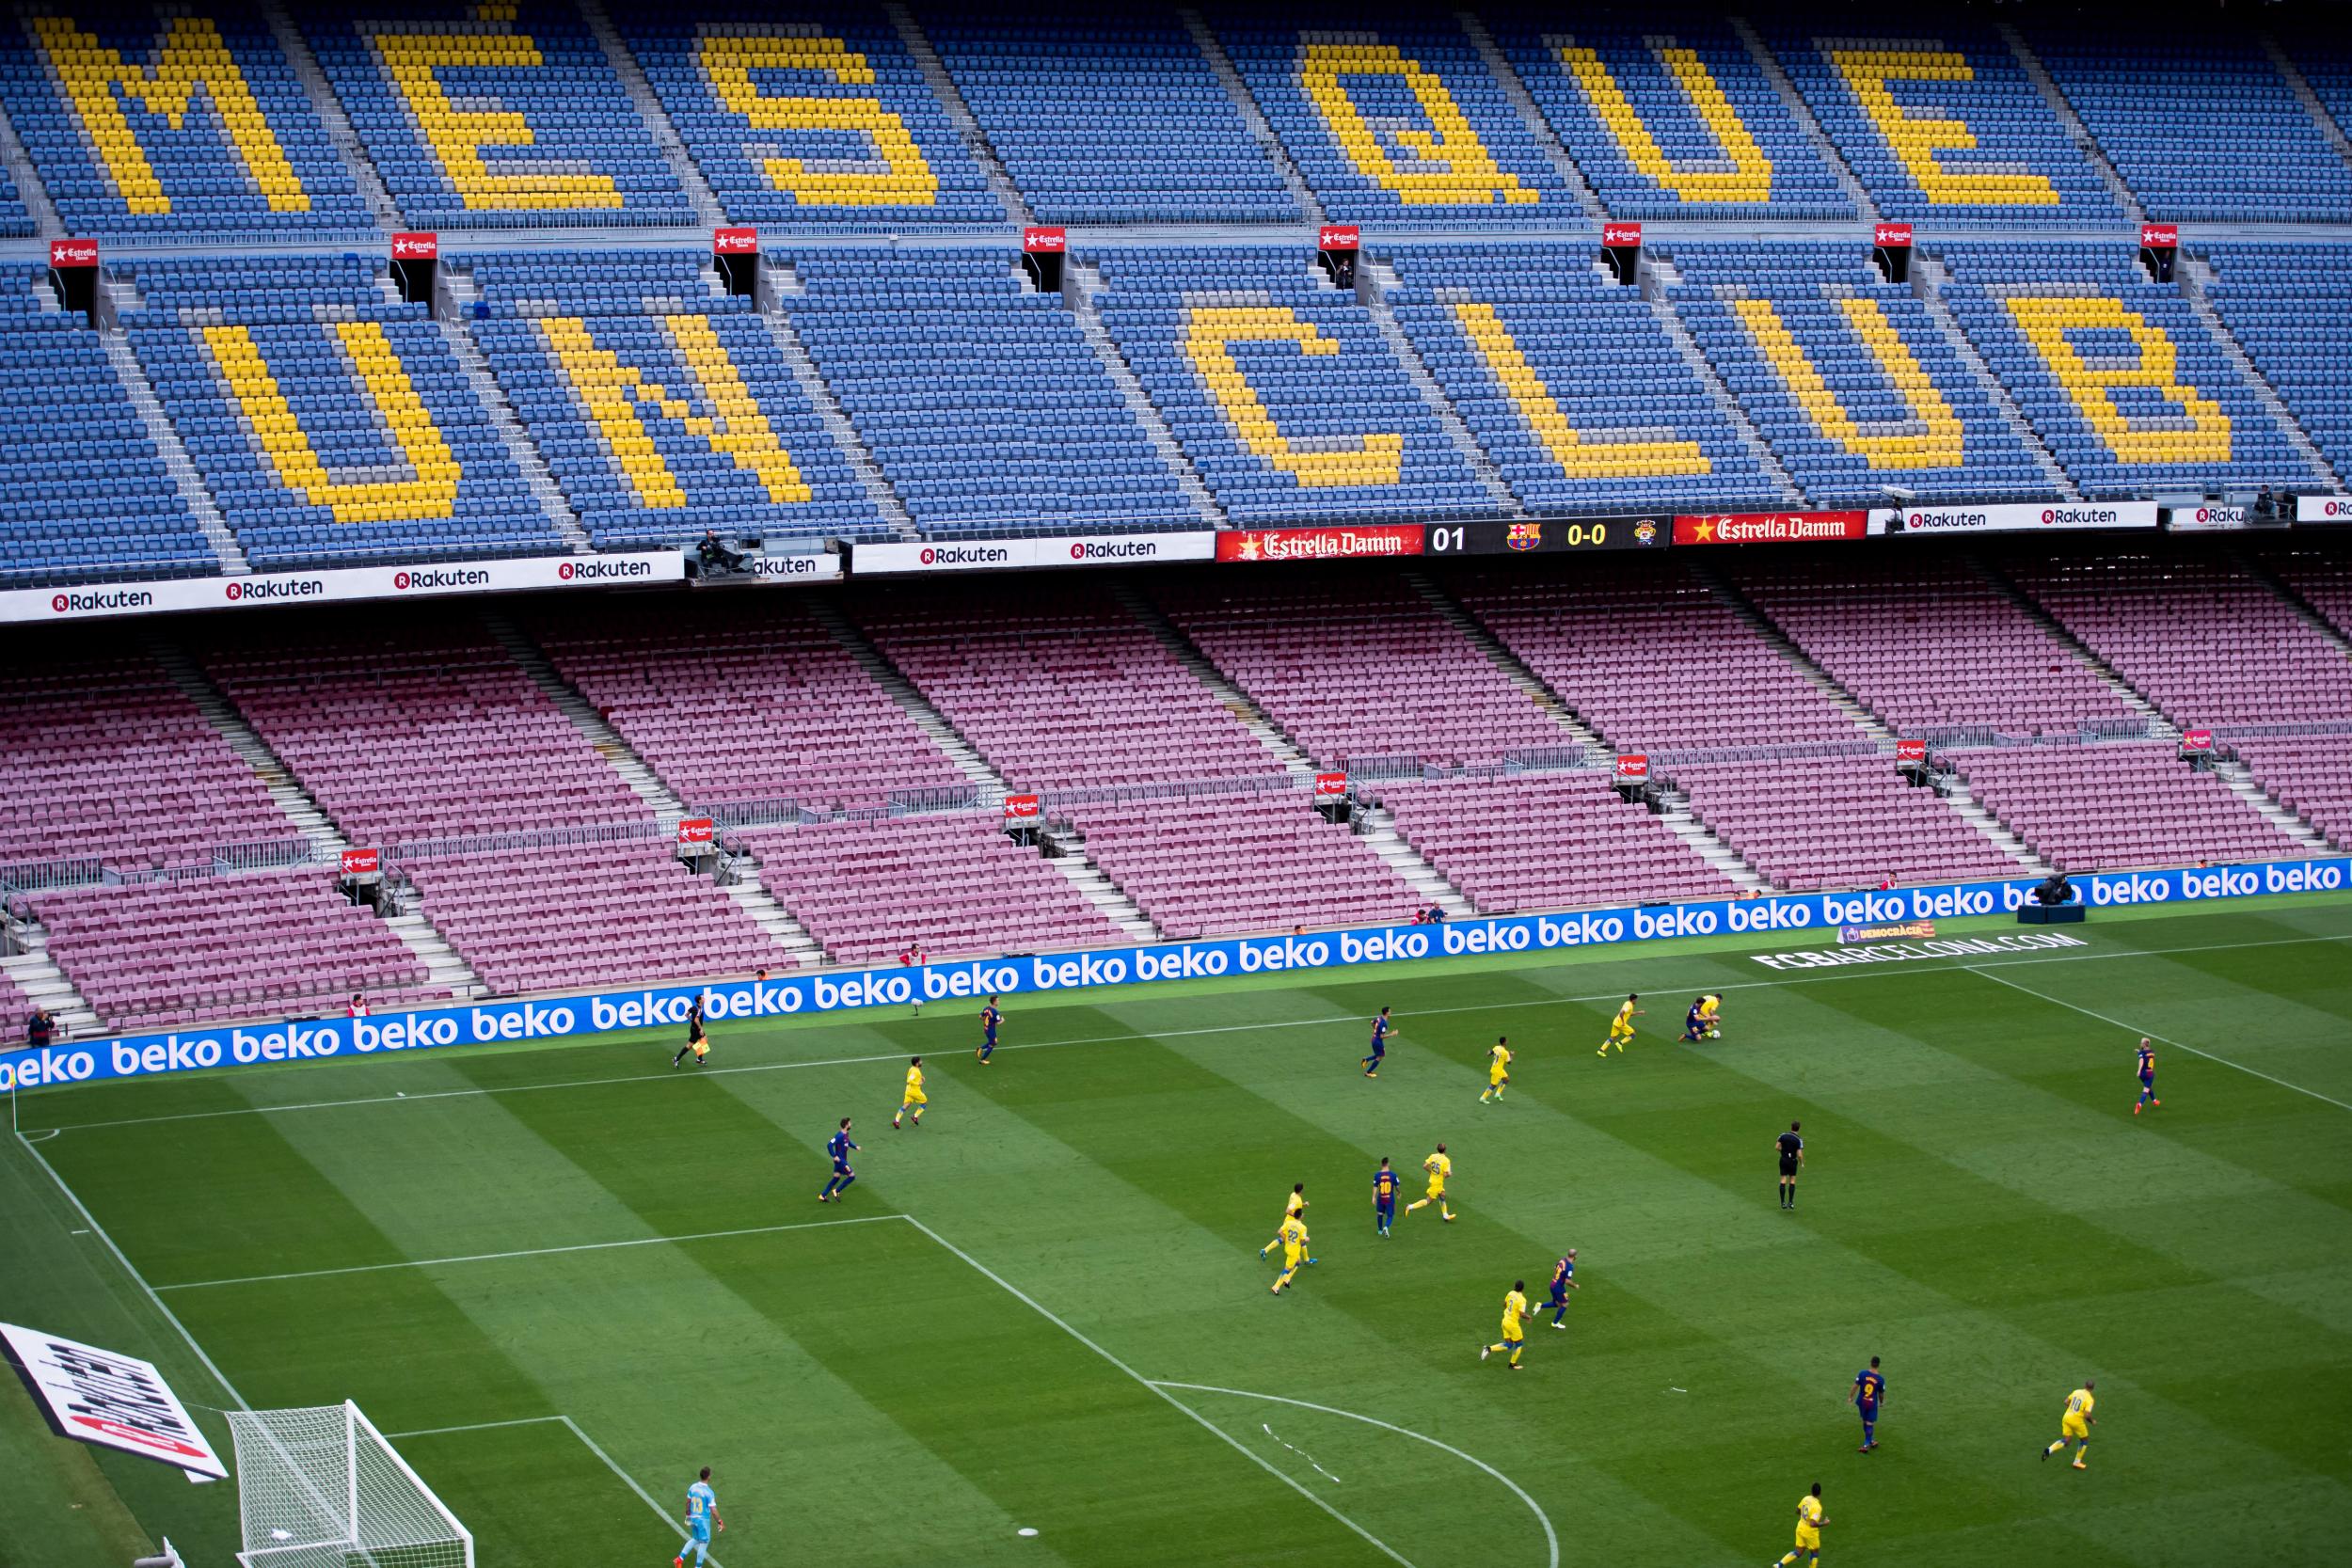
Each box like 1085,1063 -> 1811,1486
1282,1246 -> 1305,1269
1425,1180 -> 1445,1199
1794,1526 -> 1820,1552
902,1087 -> 928,1107
2061,1414 -> 2089,1442
1501,1326 -> 1523,1345
1488,1069 -> 1507,1085
1609,1022 -> 1634,1039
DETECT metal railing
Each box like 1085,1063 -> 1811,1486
388,819 -> 663,863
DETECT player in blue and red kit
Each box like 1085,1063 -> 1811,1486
1547,1250 -> 1579,1326
1851,1356 -> 1884,1452
2134,1037 -> 2160,1115
1362,1006 -> 1391,1077
977,997 -> 1001,1066
818,1117 -> 858,1202
1374,1156 -> 1398,1237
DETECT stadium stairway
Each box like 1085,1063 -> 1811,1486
1068,261 -> 1224,527
1176,6 -> 1324,224
885,0 -> 1033,226
575,0 -> 724,229
1401,567 -> 1606,756
753,275 -> 919,539
258,0 -> 400,230
435,293 -> 595,552
1911,253 -> 2081,501
1645,255 -> 1804,506
1454,8 -> 1607,221
1360,258 -> 1522,516
1997,21 -> 2146,222
0,77 -> 58,232
100,329 -> 249,576
2265,30 -> 2352,168
2179,253 -> 2339,485
1725,16 -> 1880,222
1,929 -> 101,1040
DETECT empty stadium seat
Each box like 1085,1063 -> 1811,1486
1094,245 -> 1491,524
2201,245 -> 2352,485
776,248 -> 1193,532
0,8 -> 373,239
926,11 -> 1296,224
619,3 -> 1003,228
1502,16 -> 1853,219
0,266 -> 216,586
121,256 -> 564,568
1664,240 -> 2053,504
302,0 -> 693,230
466,248 -> 891,547
1670,755 -> 2021,892
1381,244 -> 1778,515
1767,25 -> 2122,226
1947,740 -> 2306,871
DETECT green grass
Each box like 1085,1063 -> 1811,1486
6,898 -> 2352,1567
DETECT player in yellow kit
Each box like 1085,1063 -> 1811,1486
1269,1211 -> 1311,1295
1403,1144 -> 1454,1222
1260,1183 -> 1310,1261
1480,1280 -> 1530,1370
1478,1036 -> 1513,1104
892,1056 -> 926,1130
2042,1381 -> 2095,1468
1773,1483 -> 1826,1566
1597,994 -> 1643,1055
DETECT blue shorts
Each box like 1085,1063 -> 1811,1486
1858,1402 -> 1878,1421
1548,1289 -> 1567,1307
833,1162 -> 853,1176
1376,1199 -> 1394,1216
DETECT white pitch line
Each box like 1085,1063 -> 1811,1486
11,1130 -> 250,1411
386,1415 -> 568,1439
1964,965 -> 2352,1113
388,1413 -> 719,1564
898,1216 -> 1415,1568
152,1212 -> 906,1292
28,929 -> 2352,1136
1155,1381 -> 1559,1568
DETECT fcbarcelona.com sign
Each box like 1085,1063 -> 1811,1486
5,859 -> 2344,1093
3,552 -> 691,625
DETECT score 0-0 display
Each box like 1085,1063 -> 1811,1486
1423,517 -> 1669,554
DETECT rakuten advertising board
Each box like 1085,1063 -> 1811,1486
1871,501 -> 2160,534
852,534 -> 1216,575
2,552 -> 691,625
9,858 -> 2343,1092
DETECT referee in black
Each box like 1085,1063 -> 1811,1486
1777,1121 -> 1804,1209
672,994 -> 709,1068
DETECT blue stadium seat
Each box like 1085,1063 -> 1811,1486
1936,244 -> 2324,498
2201,245 -> 2352,486
0,7 -> 373,239
302,0 -> 694,230
1093,245 -> 1490,524
1661,241 -> 2050,505
467,247 -> 894,547
2025,24 -> 2352,223
122,256 -> 565,568
1211,16 -> 1581,227
0,266 -> 215,586
1501,16 -> 1853,220
619,3 -> 1003,230
1767,24 -> 2123,227
926,11 -> 1297,224
774,248 -> 1193,533
1381,243 -> 1777,515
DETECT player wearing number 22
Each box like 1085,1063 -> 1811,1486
1481,1281 -> 1531,1370
675,1465 -> 723,1568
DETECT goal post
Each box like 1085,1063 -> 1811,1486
229,1402 -> 473,1568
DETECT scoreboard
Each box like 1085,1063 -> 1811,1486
1422,517 -> 1668,555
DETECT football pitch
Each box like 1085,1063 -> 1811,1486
6,897 -> 2352,1568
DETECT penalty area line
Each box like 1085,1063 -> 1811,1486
388,1413 -> 718,1563
28,929 -> 2352,1136
897,1215 -> 1416,1568
1964,966 -> 2352,1113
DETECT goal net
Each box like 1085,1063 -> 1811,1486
228,1402 -> 473,1568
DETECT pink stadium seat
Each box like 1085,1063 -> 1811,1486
1947,741 -> 2307,871
1670,755 -> 2023,892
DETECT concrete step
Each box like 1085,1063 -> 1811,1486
1070,262 -> 1223,525
1180,8 -> 1323,223
1655,791 -> 1770,893
1049,851 -> 1159,943
2179,255 -> 2338,486
577,0 -> 726,226
755,296 -> 918,539
384,911 -> 483,999
1941,785 -> 2053,875
148,636 -> 347,854
104,336 -> 249,575
1355,811 -> 1474,918
1689,564 -> 1894,743
1,943 -> 102,1037
1730,17 -> 1879,221
806,599 -> 1007,802
1999,23 -> 2143,221
721,875 -> 827,965
261,0 -> 403,228
1973,560 -> 2176,736
483,611 -> 691,821
1914,253 -> 2080,499
1401,568 -> 1604,753
438,318 -> 592,549
1653,300 -> 1804,506
1362,261 -> 1521,515
1456,8 -> 1606,219
2215,758 -> 2340,853
1111,582 -> 1314,780
886,0 -> 1031,224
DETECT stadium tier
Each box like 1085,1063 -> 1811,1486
2224,734 -> 2352,851
1499,14 -> 1851,221
2201,245 -> 2352,487
1946,739 -> 2309,873
1379,244 -> 1778,515
0,266 -> 215,586
1669,755 -> 2021,892
525,596 -> 968,814
121,256 -> 561,568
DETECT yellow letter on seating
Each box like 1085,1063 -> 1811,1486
1184,306 -> 1403,486
1554,40 -> 1772,204
700,35 -> 937,207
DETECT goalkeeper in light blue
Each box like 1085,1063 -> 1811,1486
674,1465 -> 723,1567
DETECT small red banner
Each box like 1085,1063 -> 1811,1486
49,239 -> 97,269
1613,753 -> 1650,784
1022,227 -> 1067,254
1316,225 -> 1360,251
1216,526 -> 1424,563
1674,512 -> 1869,546
712,226 -> 757,256
676,817 -> 716,845
389,231 -> 438,261
2140,222 -> 2179,248
1895,739 -> 1928,764
1873,222 -> 1915,246
1003,793 -> 1041,820
2180,729 -> 2214,752
1603,221 -> 1644,247
339,847 -> 381,876
1313,771 -> 1348,799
